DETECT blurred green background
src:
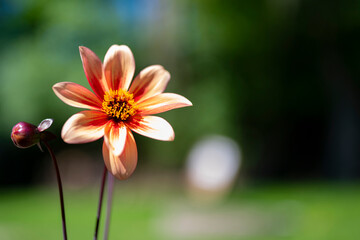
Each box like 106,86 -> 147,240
1,0 -> 360,239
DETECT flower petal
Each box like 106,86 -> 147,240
126,116 -> 175,141
103,128 -> 138,180
79,46 -> 108,99
137,93 -> 192,115
53,82 -> 102,110
37,118 -> 53,132
129,65 -> 170,102
61,110 -> 108,144
103,45 -> 135,91
103,121 -> 127,156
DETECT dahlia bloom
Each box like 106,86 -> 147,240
53,45 -> 192,180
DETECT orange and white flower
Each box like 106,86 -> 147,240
53,45 -> 192,180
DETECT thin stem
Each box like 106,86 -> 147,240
94,165 -> 107,240
43,141 -> 67,240
103,174 -> 115,240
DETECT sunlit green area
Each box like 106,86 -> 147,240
1,182 -> 360,240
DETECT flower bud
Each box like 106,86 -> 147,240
11,122 -> 40,148
11,119 -> 55,149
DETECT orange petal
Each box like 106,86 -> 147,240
61,110 -> 108,144
126,115 -> 175,141
137,93 -> 192,115
53,82 -> 102,110
103,45 -> 135,91
79,46 -> 108,99
129,65 -> 170,102
103,128 -> 138,180
103,121 -> 127,156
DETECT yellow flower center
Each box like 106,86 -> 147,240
102,89 -> 137,121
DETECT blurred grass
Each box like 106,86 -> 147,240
1,182 -> 360,240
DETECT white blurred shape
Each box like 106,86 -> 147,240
186,135 -> 241,203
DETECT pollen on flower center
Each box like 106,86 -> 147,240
102,89 -> 137,120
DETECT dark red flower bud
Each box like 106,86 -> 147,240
11,122 -> 40,148
11,119 -> 55,149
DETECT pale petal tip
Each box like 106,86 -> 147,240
118,44 -> 131,50
108,44 -> 133,54
52,82 -> 62,90
61,132 -> 70,143
113,170 -> 132,180
78,46 -> 94,57
149,64 -> 165,69
52,82 -> 63,95
179,96 -> 193,107
78,46 -> 85,56
61,127 -> 74,144
78,46 -> 87,52
170,133 -> 175,141
185,98 -> 193,107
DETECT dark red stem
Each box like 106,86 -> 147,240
94,165 -> 107,240
43,141 -> 67,240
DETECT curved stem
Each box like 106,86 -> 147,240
43,141 -> 67,240
103,174 -> 115,240
94,165 -> 107,240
